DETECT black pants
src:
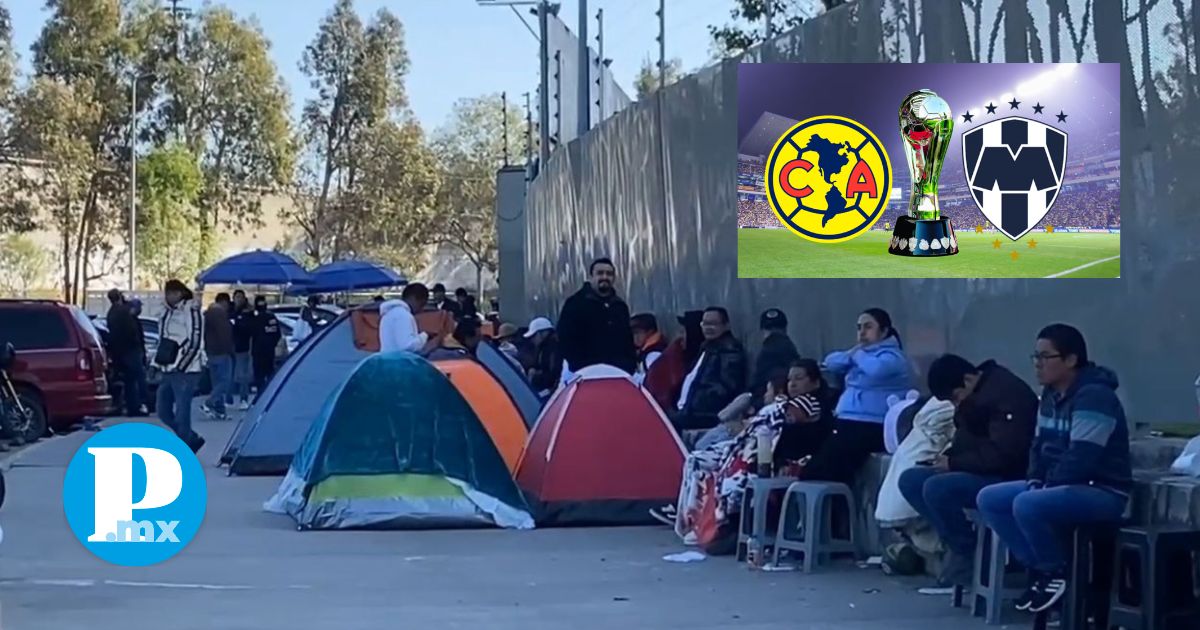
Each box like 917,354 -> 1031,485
800,419 -> 885,484
252,352 -> 276,394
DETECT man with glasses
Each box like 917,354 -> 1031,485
976,324 -> 1131,615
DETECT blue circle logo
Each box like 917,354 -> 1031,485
62,423 -> 207,566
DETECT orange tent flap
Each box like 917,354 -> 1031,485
351,307 -> 456,353
435,359 -> 528,474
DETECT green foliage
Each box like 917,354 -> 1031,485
708,0 -> 817,58
137,143 -> 203,283
0,234 -> 53,297
0,1 -> 15,113
634,56 -> 683,99
157,5 -> 294,266
429,93 -> 525,290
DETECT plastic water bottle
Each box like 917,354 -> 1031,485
746,536 -> 763,570
755,427 -> 774,477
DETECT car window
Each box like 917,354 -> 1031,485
0,307 -> 72,350
70,306 -> 105,349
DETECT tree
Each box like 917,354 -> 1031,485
137,143 -> 203,285
0,234 -> 52,297
288,0 -> 424,265
709,0 -> 823,58
17,0 -> 171,302
155,5 -> 293,268
634,56 -> 683,99
0,1 -> 15,130
430,94 -> 524,295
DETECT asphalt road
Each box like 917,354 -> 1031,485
0,409 -> 1003,630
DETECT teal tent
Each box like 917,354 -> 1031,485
264,352 -> 534,530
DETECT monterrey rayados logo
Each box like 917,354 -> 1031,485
962,115 -> 1067,240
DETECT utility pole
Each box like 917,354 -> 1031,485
595,7 -> 604,123
501,91 -> 510,166
538,1 -> 550,164
523,91 -> 533,165
129,78 -> 138,292
553,50 -> 562,144
577,0 -> 589,138
656,0 -> 666,93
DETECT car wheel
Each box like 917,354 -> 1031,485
14,388 -> 47,444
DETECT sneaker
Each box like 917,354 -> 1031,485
648,505 -> 676,526
1015,581 -> 1040,611
682,532 -> 699,546
1028,575 -> 1066,613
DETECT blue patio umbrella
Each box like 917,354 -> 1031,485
196,250 -> 313,286
287,260 -> 406,295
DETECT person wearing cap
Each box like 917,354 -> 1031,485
751,308 -> 800,399
156,279 -> 205,453
630,313 -> 667,387
556,257 -> 637,376
429,283 -> 461,316
897,354 -> 1038,592
494,322 -> 525,375
523,317 -> 561,396
105,288 -> 145,416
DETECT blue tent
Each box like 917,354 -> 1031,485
197,250 -> 312,286
286,260 -> 405,295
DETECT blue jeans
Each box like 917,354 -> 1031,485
976,480 -> 1127,574
205,355 -> 232,414
233,353 -> 252,403
158,371 -> 200,442
898,467 -> 1000,557
118,352 -> 146,415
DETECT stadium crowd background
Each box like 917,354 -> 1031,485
738,130 -> 1120,230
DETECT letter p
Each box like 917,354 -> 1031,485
87,448 -> 183,543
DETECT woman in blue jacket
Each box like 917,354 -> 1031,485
801,307 -> 913,483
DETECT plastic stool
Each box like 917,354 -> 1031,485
1107,525 -> 1200,630
769,481 -> 857,573
1032,525 -> 1118,630
968,510 -> 1025,625
735,476 -> 797,561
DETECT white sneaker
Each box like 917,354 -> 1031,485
682,532 -> 698,546
648,505 -> 676,526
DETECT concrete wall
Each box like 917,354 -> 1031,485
519,0 -> 1200,424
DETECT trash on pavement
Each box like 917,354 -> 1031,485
662,550 -> 707,563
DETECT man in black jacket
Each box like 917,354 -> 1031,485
671,307 -> 748,432
751,308 -> 799,398
556,257 -> 636,376
897,354 -> 1038,589
105,289 -> 145,416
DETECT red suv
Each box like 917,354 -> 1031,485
0,300 -> 111,434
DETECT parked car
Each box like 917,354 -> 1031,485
270,304 -> 341,329
0,300 -> 111,433
91,315 -> 161,413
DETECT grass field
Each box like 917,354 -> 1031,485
738,230 -> 1120,278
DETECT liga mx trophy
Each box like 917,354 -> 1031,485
889,89 -> 958,256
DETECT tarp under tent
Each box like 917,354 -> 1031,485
433,359 -> 529,473
515,364 -> 686,526
264,352 -> 534,530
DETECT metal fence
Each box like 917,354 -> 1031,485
516,0 -> 1200,424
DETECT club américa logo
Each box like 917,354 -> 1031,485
61,423 -> 207,566
764,115 -> 892,243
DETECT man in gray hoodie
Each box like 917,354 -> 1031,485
202,293 -> 235,420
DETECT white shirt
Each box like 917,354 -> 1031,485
677,351 -> 707,411
379,300 -> 426,353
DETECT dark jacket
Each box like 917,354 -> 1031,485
945,360 -> 1038,479
557,282 -> 636,374
1028,364 -> 1133,494
203,304 -> 235,357
250,310 -> 281,359
105,302 -> 142,358
529,333 -> 562,393
674,332 -> 748,430
752,331 -> 800,397
231,306 -> 254,353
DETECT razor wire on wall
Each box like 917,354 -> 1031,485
520,0 -> 1200,424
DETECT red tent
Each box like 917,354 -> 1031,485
515,364 -> 686,525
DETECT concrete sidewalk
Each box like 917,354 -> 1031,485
0,410 -> 1009,630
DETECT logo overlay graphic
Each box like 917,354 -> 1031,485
764,115 -> 892,243
962,116 -> 1067,240
62,423 -> 207,566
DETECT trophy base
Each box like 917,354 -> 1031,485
888,216 -> 959,256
